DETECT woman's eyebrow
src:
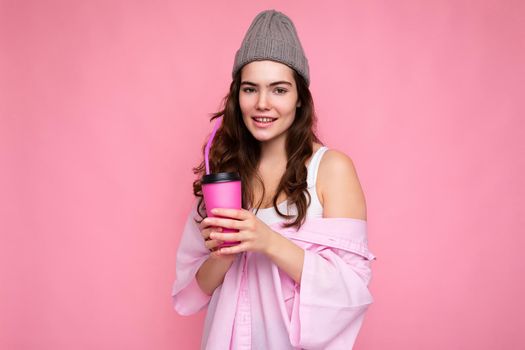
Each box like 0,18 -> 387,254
240,80 -> 292,87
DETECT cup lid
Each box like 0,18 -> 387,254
202,172 -> 241,184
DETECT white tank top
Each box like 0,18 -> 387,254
252,146 -> 329,225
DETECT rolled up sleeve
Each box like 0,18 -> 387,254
171,207 -> 212,315
289,247 -> 374,349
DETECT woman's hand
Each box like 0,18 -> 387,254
196,219 -> 238,295
198,220 -> 237,261
202,208 -> 277,255
204,207 -> 305,283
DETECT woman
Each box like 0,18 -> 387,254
172,9 -> 376,350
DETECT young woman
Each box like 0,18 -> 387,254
172,9 -> 376,350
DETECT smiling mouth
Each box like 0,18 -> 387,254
252,117 -> 277,124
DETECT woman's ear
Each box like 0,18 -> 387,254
297,100 -> 302,108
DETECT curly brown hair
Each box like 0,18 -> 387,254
192,67 -> 322,229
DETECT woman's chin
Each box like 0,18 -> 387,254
250,131 -> 275,143
247,128 -> 270,141
253,136 -> 271,143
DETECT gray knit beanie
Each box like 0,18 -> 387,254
232,9 -> 310,86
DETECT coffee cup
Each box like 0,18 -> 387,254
202,172 -> 241,247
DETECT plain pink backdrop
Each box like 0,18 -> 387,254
1,0 -> 524,349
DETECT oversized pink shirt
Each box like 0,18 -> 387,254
172,205 -> 376,349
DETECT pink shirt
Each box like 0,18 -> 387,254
172,204 -> 376,349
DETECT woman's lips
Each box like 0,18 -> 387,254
252,116 -> 277,128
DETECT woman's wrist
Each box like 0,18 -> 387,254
264,231 -> 298,259
196,253 -> 236,295
263,231 -> 304,283
263,229 -> 281,257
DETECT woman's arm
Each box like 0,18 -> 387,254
205,210 -> 305,283
318,150 -> 367,220
195,254 -> 236,296
265,150 -> 367,281
207,149 -> 367,284
264,231 -> 305,283
194,224 -> 237,296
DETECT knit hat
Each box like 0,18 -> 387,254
232,9 -> 310,86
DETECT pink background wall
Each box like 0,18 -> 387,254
1,0 -> 523,349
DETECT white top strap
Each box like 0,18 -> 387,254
307,146 -> 329,189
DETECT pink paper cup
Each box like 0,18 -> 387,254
202,172 -> 242,247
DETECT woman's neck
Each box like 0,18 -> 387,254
259,135 -> 287,168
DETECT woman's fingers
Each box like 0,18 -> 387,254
203,217 -> 243,230
198,219 -> 211,231
201,227 -> 214,239
210,231 -> 243,242
210,208 -> 251,220
199,219 -> 224,231
204,238 -> 223,251
201,226 -> 222,240
202,226 -> 225,253
217,242 -> 248,255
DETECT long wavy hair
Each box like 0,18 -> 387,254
192,67 -> 322,229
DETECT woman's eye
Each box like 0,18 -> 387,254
275,88 -> 287,94
242,88 -> 255,93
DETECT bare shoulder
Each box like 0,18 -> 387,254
317,149 -> 367,220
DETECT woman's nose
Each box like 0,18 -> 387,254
256,91 -> 270,110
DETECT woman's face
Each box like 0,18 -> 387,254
239,60 -> 301,145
